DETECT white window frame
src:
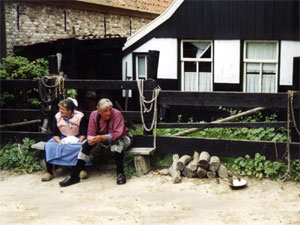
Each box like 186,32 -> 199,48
180,40 -> 213,91
135,55 -> 147,80
243,40 -> 279,93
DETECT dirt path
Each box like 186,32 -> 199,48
0,169 -> 300,225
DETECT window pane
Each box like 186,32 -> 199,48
184,62 -> 197,91
262,63 -> 276,93
246,63 -> 260,92
262,63 -> 276,75
183,42 -> 211,58
246,42 -> 277,60
138,56 -> 146,78
198,62 -> 211,91
199,62 -> 211,72
246,63 -> 260,75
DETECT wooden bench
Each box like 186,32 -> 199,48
31,141 -> 155,176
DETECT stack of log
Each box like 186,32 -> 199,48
166,151 -> 229,183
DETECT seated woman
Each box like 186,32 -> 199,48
42,98 -> 88,181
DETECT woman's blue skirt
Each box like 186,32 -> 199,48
44,137 -> 91,166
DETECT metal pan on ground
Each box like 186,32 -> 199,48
230,178 -> 247,190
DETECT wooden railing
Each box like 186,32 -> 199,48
1,79 -> 299,160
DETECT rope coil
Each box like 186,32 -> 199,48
38,73 -> 65,114
137,79 -> 161,149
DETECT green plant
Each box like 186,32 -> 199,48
151,153 -> 173,168
123,154 -> 137,178
187,109 -> 287,142
0,92 -> 14,106
0,138 -> 41,173
223,153 -> 300,181
0,56 -> 49,107
0,56 -> 48,80
291,159 -> 300,181
66,89 -> 78,99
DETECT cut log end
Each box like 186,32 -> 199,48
169,154 -> 182,183
217,164 -> 229,178
207,171 -> 217,179
176,155 -> 192,171
196,167 -> 207,178
209,156 -> 221,172
199,151 -> 210,169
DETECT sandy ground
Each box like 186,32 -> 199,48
0,166 -> 300,225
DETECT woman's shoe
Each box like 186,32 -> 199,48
41,172 -> 54,182
79,170 -> 88,179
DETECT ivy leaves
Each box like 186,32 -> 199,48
0,56 -> 49,107
0,138 -> 41,173
226,153 -> 300,181
0,56 -> 48,80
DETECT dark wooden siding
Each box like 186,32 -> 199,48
0,1 -> 7,59
125,0 -> 299,54
155,0 -> 300,40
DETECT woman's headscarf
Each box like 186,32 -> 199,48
58,98 -> 78,112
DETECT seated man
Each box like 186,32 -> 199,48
42,98 -> 88,181
59,98 -> 132,187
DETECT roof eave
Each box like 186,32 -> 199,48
122,0 -> 184,51
75,0 -> 162,15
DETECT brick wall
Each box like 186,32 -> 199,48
4,2 -> 152,56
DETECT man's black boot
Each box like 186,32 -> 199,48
59,175 -> 80,187
117,173 -> 126,185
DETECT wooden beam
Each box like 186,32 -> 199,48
132,135 -> 300,161
0,79 -> 157,90
156,91 -> 300,109
0,119 -> 41,129
157,122 -> 288,128
1,132 -> 299,160
1,79 -> 299,109
173,107 -> 266,136
0,109 -> 151,123
0,109 -> 44,120
0,131 -> 52,143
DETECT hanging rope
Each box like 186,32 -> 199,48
289,90 -> 300,136
279,91 -> 292,182
38,73 -> 65,114
137,79 -> 161,149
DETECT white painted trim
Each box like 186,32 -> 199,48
181,58 -> 212,62
244,59 -> 278,63
180,40 -> 213,92
243,40 -> 279,93
181,61 -> 184,91
123,0 -> 184,50
280,41 -> 300,86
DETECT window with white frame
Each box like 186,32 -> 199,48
243,41 -> 278,93
181,40 -> 213,92
135,55 -> 147,79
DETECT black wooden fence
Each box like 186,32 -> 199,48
1,79 -> 300,160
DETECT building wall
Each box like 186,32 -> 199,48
134,38 -> 177,79
4,2 -> 152,56
280,41 -> 300,86
122,38 -> 177,80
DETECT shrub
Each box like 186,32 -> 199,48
0,56 -> 49,108
0,56 -> 48,80
0,138 -> 41,173
224,153 -> 300,181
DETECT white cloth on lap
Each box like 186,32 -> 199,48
61,136 -> 79,144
